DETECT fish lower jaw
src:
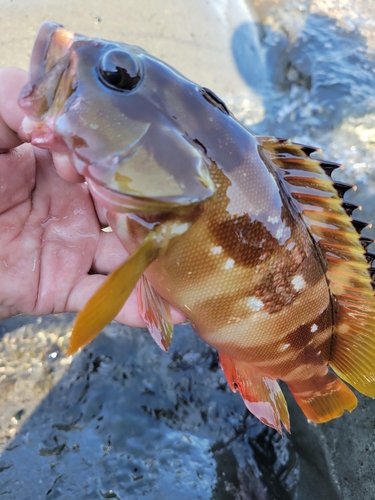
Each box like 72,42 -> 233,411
86,177 -> 138,214
86,177 -> 189,215
21,117 -> 70,153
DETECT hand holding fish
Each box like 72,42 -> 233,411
0,66 -> 186,326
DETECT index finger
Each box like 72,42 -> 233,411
0,67 -> 28,151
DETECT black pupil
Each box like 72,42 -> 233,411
99,50 -> 141,91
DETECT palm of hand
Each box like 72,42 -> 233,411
0,144 -> 108,318
0,66 -> 185,328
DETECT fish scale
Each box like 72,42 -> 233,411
18,22 -> 375,433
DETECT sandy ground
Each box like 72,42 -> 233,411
0,0 -> 260,100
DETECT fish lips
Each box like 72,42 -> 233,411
26,22 -> 74,84
19,23 -> 77,149
19,22 -> 74,119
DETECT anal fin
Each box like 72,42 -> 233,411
137,275 -> 174,351
219,353 -> 290,433
288,372 -> 357,423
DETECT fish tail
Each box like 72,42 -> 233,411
288,372 -> 357,423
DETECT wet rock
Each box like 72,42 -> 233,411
0,318 -> 309,499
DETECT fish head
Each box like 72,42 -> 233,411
19,22 -> 216,213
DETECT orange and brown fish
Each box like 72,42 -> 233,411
19,22 -> 375,433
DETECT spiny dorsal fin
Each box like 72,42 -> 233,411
365,252 -> 375,266
360,235 -> 375,249
333,181 -> 354,198
257,136 -> 375,398
351,218 -> 371,234
261,137 -> 322,158
320,160 -> 343,178
342,201 -> 362,217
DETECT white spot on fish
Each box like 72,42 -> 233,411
210,246 -> 223,255
267,215 -> 280,224
286,241 -> 296,251
247,297 -> 264,312
276,227 -> 284,239
292,275 -> 306,291
171,222 -> 190,235
311,324 -> 318,332
281,343 -> 290,351
161,222 -> 190,238
226,316 -> 242,325
224,258 -> 235,270
89,123 -> 99,130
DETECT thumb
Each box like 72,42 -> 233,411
0,67 -> 28,151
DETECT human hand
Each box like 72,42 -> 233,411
0,67 -> 185,326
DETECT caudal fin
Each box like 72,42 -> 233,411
289,372 -> 357,423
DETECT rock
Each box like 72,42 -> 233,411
0,316 -> 336,499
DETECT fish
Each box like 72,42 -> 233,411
19,22 -> 375,433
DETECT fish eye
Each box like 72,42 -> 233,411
99,49 -> 141,91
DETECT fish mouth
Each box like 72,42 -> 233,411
29,22 -> 74,82
19,23 -> 76,150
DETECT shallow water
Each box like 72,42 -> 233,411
0,1 -> 374,499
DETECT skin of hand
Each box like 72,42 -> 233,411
0,67 -> 186,326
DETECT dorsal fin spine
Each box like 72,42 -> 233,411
320,161 -> 343,177
360,235 -> 375,249
333,181 -> 354,198
365,252 -> 375,264
342,202 -> 361,216
351,219 -> 371,233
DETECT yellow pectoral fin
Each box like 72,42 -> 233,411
67,231 -> 163,356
